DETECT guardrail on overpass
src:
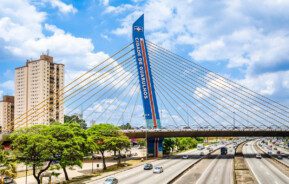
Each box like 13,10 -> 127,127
122,129 -> 289,138
1,129 -> 288,142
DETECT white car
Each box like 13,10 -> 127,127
256,154 -> 262,159
182,155 -> 189,159
153,166 -> 164,173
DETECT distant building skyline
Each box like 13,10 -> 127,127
14,54 -> 64,129
0,95 -> 14,132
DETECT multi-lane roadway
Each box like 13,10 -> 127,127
174,144 -> 235,184
89,145 -> 219,184
243,141 -> 289,184
88,140 -> 289,184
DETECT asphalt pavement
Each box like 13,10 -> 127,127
174,145 -> 235,184
243,141 -> 289,184
88,145 -> 219,184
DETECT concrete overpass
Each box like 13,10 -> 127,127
122,129 -> 289,138
1,129 -> 288,143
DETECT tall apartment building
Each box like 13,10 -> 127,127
14,54 -> 64,129
0,96 -> 14,132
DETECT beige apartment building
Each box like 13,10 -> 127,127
0,96 -> 14,132
14,54 -> 64,129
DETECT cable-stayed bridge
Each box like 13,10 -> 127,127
1,15 -> 289,157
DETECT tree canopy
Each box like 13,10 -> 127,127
87,124 -> 131,169
64,115 -> 87,129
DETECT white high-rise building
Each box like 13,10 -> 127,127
0,96 -> 14,132
14,54 -> 64,129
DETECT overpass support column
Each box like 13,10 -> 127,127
132,15 -> 163,158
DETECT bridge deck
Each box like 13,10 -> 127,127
122,129 -> 289,138
1,129 -> 288,142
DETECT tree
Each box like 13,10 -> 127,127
119,123 -> 133,130
137,139 -> 146,147
47,122 -> 88,181
64,115 -> 87,129
163,138 -> 176,154
0,149 -> 16,180
175,138 -> 198,151
87,124 -> 130,170
10,125 -> 57,184
108,136 -> 130,166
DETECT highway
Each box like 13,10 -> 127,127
174,145 -> 235,184
88,145 -> 219,184
243,141 -> 289,184
258,141 -> 289,167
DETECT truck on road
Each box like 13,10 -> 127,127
220,147 -> 228,155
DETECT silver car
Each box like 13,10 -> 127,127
104,177 -> 118,184
153,166 -> 164,173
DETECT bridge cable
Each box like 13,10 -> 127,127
154,79 -> 222,129
13,48 -> 134,128
116,84 -> 140,126
148,43 -> 289,129
150,57 -> 260,129
12,43 -> 133,126
128,89 -> 141,126
105,79 -> 139,124
71,68 -> 138,125
149,52 -> 279,129
14,56 -> 135,129
148,42 -> 289,117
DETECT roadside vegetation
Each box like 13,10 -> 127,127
0,116 -> 131,184
163,137 -> 204,154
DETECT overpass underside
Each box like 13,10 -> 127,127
123,130 -> 289,138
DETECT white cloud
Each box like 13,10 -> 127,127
41,0 -> 77,14
238,71 -> 289,96
0,0 -> 134,112
110,0 -> 289,100
101,0 -> 110,6
104,4 -> 135,14
0,80 -> 14,91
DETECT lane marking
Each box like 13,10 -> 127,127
243,141 -> 262,184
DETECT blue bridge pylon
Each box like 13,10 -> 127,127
132,15 -> 163,157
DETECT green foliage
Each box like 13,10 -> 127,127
163,138 -> 176,154
137,139 -> 146,147
163,137 -> 199,153
46,122 -> 89,180
0,149 -> 16,178
87,124 -> 130,169
175,137 -> 198,151
10,125 -> 57,183
119,123 -> 133,130
195,137 -> 204,143
64,115 -> 87,129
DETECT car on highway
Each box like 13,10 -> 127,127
182,155 -> 189,159
3,176 -> 14,184
256,154 -> 262,159
153,166 -> 164,173
277,155 -> 283,159
143,163 -> 153,170
104,177 -> 118,184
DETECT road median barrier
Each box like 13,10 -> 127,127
234,142 -> 257,184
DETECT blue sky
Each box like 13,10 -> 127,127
1,0 -> 289,127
